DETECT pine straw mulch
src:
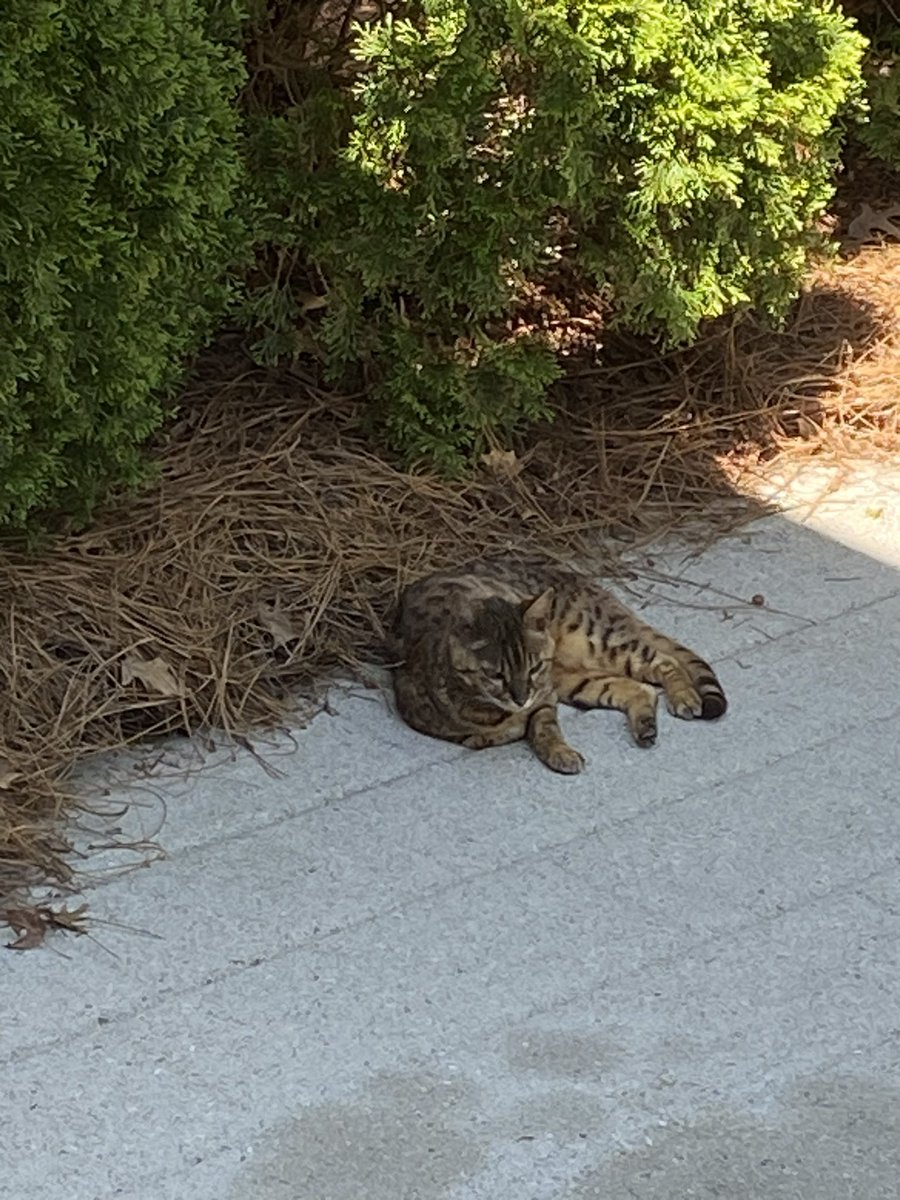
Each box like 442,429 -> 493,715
2,234 -> 900,933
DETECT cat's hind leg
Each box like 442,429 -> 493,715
629,644 -> 727,722
461,721 -> 526,750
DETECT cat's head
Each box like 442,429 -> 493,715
447,590 -> 555,711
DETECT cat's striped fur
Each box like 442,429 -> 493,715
391,554 -> 726,774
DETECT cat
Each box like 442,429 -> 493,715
390,554 -> 726,773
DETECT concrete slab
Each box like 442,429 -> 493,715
2,464 -> 899,1200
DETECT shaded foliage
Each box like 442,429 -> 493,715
242,0 -> 865,467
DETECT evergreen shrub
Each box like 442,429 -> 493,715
245,0 -> 865,469
0,0 -> 246,527
850,1 -> 900,168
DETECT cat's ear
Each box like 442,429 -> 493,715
521,588 -> 554,629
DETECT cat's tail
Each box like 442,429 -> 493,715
687,654 -> 727,719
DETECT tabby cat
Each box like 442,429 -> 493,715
391,554 -> 726,774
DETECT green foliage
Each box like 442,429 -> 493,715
376,323 -> 561,471
852,4 -> 900,168
246,0 -> 865,468
0,0 -> 247,528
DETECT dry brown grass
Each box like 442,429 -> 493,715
1,237 -> 899,924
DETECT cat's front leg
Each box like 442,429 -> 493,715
526,705 -> 585,775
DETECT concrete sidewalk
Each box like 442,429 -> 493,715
3,466 -> 899,1200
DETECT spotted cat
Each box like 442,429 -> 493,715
390,554 -> 726,774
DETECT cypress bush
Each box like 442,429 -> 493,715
849,1 -> 900,168
0,0 -> 246,527
245,0 -> 865,469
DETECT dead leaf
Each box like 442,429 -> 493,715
298,291 -> 329,314
0,756 -> 22,790
847,203 -> 900,243
865,505 -> 885,520
3,907 -> 48,950
480,448 -> 523,478
3,903 -> 89,950
257,599 -> 299,649
794,414 -> 821,440
48,903 -> 89,933
121,654 -> 182,697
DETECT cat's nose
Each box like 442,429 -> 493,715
510,678 -> 529,707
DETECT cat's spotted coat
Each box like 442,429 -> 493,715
391,555 -> 726,773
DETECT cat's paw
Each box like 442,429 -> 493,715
543,743 -> 585,774
462,733 -> 495,750
665,687 -> 703,720
631,713 -> 658,747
